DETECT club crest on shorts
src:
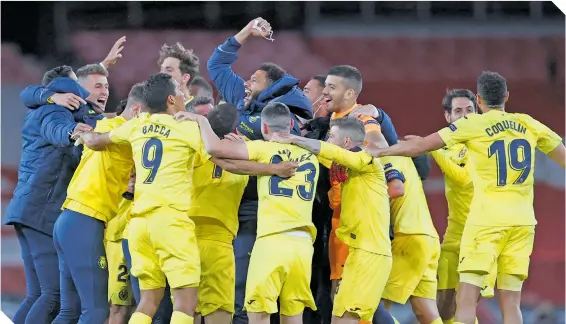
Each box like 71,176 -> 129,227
119,288 -> 129,301
98,256 -> 108,269
458,147 -> 467,159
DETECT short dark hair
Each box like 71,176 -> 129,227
442,89 -> 477,113
190,76 -> 212,89
189,76 -> 213,98
207,103 -> 239,138
327,65 -> 363,94
118,83 -> 145,116
261,102 -> 291,132
312,75 -> 327,88
76,64 -> 108,80
329,116 -> 366,145
158,42 -> 200,79
115,99 -> 128,116
143,73 -> 176,113
42,65 -> 74,86
477,71 -> 507,108
258,63 -> 286,83
128,82 -> 145,103
187,96 -> 214,112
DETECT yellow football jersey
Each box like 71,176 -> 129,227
245,140 -> 319,240
438,110 -> 563,226
105,197 -> 133,242
318,142 -> 391,256
381,156 -> 438,238
430,144 -> 474,237
188,155 -> 249,237
109,112 -> 210,215
63,117 -> 133,223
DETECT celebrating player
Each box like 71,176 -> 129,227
176,102 -> 319,324
158,42 -> 201,107
187,103 -> 298,324
51,83 -> 142,323
81,73 -> 203,324
379,154 -> 441,323
364,71 -> 565,324
269,117 -> 393,324
430,89 -> 495,324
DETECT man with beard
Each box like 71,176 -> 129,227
207,18 -> 313,324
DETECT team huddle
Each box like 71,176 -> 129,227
5,18 -> 565,324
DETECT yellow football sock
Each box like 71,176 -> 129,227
431,318 -> 444,324
171,311 -> 195,324
129,312 -> 152,324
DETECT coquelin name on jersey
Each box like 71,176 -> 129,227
485,120 -> 527,137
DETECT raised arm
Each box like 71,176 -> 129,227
211,157 -> 297,177
207,18 -> 272,106
429,149 -> 472,186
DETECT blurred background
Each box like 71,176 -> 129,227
1,1 -> 564,323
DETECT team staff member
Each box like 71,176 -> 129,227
5,75 -> 93,324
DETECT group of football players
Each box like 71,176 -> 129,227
6,17 -> 565,324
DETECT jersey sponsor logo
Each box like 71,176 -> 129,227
458,147 -> 467,159
449,124 -> 457,132
98,256 -> 108,269
383,163 -> 393,170
249,116 -> 260,123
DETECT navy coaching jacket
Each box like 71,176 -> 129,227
4,78 -> 101,236
207,36 -> 313,140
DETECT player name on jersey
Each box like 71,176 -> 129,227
485,120 -> 527,137
277,149 -> 315,163
142,124 -> 171,138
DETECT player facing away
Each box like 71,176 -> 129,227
364,71 -> 566,324
51,83 -> 143,324
430,89 -> 495,324
176,102 -> 319,324
186,103 -> 300,324
269,117 -> 393,324
379,154 -> 442,323
80,72 -> 206,324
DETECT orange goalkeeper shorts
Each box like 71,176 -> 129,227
329,207 -> 349,280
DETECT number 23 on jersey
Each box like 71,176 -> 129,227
268,155 -> 317,201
